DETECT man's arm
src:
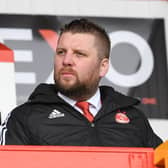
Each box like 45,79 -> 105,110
136,108 -> 163,148
0,106 -> 31,145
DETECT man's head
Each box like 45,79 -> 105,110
54,18 -> 111,101
59,18 -> 111,60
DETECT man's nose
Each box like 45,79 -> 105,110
63,52 -> 74,65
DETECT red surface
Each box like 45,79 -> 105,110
0,145 -> 154,168
0,43 -> 14,62
39,29 -> 58,50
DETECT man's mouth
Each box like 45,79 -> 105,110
60,70 -> 76,78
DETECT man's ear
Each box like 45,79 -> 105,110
99,58 -> 109,77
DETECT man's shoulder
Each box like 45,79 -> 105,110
10,102 -> 31,118
99,85 -> 140,107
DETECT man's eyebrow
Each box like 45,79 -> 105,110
73,48 -> 88,53
56,47 -> 66,51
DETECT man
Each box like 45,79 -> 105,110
0,19 -> 162,147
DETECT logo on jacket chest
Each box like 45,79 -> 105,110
115,110 -> 130,124
48,109 -> 65,119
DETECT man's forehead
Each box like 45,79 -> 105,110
58,32 -> 97,47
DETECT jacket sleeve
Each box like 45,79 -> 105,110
0,105 -> 31,145
135,108 -> 163,148
143,116 -> 163,148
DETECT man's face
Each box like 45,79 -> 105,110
54,32 -> 109,100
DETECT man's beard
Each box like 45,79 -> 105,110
54,72 -> 99,101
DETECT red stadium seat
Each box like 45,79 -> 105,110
0,145 -> 154,168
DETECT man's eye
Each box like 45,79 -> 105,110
57,50 -> 64,55
76,52 -> 86,57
